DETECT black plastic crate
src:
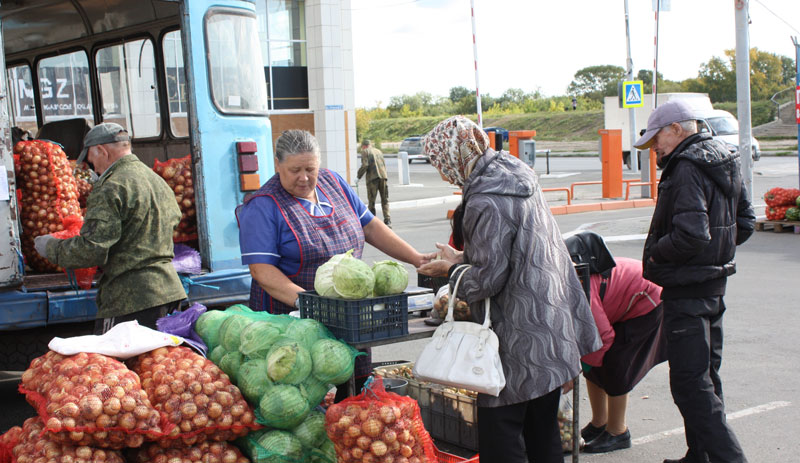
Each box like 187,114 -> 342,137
574,262 -> 590,302
298,291 -> 409,343
429,388 -> 479,451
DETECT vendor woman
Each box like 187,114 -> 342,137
236,130 -> 434,395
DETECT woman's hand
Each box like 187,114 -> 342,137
417,259 -> 452,277
435,242 -> 463,264
417,250 -> 439,268
561,378 -> 574,394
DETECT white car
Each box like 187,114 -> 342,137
697,109 -> 761,161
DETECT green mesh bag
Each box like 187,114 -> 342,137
284,318 -> 326,351
209,345 -> 227,365
238,429 -> 308,463
238,358 -> 274,404
309,439 -> 336,463
257,384 -> 310,430
291,410 -> 327,449
194,309 -> 230,351
219,314 -> 252,352
240,321 -> 282,359
297,375 -> 331,409
309,338 -> 359,384
218,349 -> 244,383
266,337 -> 312,385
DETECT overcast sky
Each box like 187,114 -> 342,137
350,0 -> 800,108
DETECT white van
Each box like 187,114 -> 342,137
696,109 -> 761,161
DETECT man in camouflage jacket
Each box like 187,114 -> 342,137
356,139 -> 391,226
34,123 -> 186,333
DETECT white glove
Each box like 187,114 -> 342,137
34,234 -> 57,260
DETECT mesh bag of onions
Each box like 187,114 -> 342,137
13,140 -> 83,272
325,377 -> 437,463
0,426 -> 23,463
7,416 -> 125,463
126,440 -> 251,463
152,155 -> 197,242
69,160 -> 94,209
127,346 -> 260,447
19,351 -> 166,449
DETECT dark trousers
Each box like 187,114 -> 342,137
663,297 -> 747,463
366,178 -> 390,223
94,300 -> 183,335
477,387 -> 562,463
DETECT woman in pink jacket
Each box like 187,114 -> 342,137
566,231 -> 667,454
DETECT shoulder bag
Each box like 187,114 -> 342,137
413,264 -> 506,396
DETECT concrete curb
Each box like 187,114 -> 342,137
390,195 -> 462,210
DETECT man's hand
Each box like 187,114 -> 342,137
33,235 -> 57,260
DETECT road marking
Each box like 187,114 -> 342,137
631,401 -> 791,446
540,172 -> 581,179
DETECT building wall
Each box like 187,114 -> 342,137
305,0 -> 357,183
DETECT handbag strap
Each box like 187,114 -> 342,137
448,264 -> 492,329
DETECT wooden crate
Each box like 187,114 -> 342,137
755,220 -> 800,233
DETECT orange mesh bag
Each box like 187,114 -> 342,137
13,140 -> 96,288
127,440 -> 251,463
19,351 -> 168,449
152,155 -> 197,242
766,205 -> 793,221
325,377 -> 437,463
127,346 -> 260,447
10,417 -> 125,463
13,140 -> 82,272
0,426 -> 23,463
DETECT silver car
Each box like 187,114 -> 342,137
697,109 -> 761,161
399,136 -> 429,163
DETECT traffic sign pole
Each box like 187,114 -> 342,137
793,36 -> 799,189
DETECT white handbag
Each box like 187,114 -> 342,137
413,264 -> 506,396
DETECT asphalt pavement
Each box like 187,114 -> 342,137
2,155 -> 798,461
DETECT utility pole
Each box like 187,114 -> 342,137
734,0 -> 753,202
793,36 -> 799,188
470,0 -> 482,128
624,0 -> 640,175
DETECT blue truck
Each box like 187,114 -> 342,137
0,0 -> 273,370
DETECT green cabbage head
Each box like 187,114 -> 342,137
313,252 -> 350,297
332,250 -> 374,299
372,260 -> 409,296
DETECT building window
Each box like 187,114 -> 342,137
256,0 -> 309,110
37,51 -> 93,125
96,39 -> 161,138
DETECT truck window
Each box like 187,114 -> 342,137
206,10 -> 269,115
6,64 -> 38,134
96,39 -> 161,138
163,30 -> 188,138
37,51 -> 93,125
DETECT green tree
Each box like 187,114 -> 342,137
448,86 -> 472,103
567,65 -> 626,101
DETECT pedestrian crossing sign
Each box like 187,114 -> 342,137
622,81 -> 644,108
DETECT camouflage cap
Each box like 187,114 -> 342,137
361,139 -> 371,146
77,123 -> 131,164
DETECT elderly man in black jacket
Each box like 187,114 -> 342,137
634,100 -> 755,463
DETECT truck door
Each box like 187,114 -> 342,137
180,0 -> 273,272
0,21 -> 24,288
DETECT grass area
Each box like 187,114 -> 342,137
364,111 -> 604,146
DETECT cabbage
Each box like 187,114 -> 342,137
266,338 -> 312,384
240,321 -> 281,359
313,252 -> 350,297
219,350 -> 244,383
219,314 -> 251,352
258,385 -> 310,430
209,345 -> 227,365
238,358 -> 273,404
256,430 -> 304,462
332,250 -> 374,299
226,303 -> 253,314
284,318 -> 326,351
372,260 -> 409,296
297,376 -> 331,408
292,410 -> 327,448
310,439 -> 336,463
310,338 -> 354,384
194,309 -> 230,351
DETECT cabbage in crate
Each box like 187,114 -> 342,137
315,250 -> 375,299
372,260 -> 409,296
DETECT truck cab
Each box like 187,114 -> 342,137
0,0 -> 273,370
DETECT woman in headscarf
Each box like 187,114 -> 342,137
418,116 -> 601,463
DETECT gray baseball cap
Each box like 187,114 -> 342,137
633,100 -> 696,149
77,123 -> 131,164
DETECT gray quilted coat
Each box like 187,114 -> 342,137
451,149 -> 601,408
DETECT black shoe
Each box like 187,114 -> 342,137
580,422 -> 606,443
384,221 -> 392,229
582,429 -> 631,453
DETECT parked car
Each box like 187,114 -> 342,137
399,136 -> 429,163
484,126 -> 509,142
697,109 -> 761,161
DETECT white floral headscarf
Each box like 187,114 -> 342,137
423,116 -> 490,187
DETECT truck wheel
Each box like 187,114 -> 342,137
0,321 -> 95,371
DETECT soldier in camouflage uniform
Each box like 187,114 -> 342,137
34,123 -> 186,334
356,139 -> 391,227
